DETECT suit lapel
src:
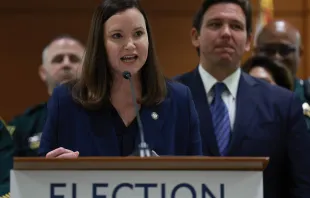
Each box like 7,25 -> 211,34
189,68 -> 220,156
88,94 -> 170,156
227,73 -> 258,155
138,95 -> 171,152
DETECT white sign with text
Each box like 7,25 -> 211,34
11,170 -> 263,198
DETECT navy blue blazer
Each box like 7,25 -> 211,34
38,80 -> 202,157
174,68 -> 310,198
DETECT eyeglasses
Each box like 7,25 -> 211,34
257,44 -> 297,57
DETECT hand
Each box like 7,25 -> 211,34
46,147 -> 79,158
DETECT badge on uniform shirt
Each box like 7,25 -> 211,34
0,192 -> 10,198
6,125 -> 15,136
28,132 -> 42,150
302,102 -> 310,117
0,117 -> 15,136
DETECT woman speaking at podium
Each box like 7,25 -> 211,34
38,0 -> 202,158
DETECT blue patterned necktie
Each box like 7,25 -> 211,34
210,82 -> 231,156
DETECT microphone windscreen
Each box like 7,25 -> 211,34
122,71 -> 131,79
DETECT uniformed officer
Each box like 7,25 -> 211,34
9,35 -> 85,156
0,118 -> 13,198
254,20 -> 310,129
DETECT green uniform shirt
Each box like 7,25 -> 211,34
294,78 -> 310,130
0,120 -> 13,197
9,103 -> 47,156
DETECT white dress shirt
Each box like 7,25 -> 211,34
198,65 -> 241,129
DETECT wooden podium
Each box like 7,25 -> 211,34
10,157 -> 269,198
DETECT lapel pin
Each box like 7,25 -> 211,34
151,112 -> 158,120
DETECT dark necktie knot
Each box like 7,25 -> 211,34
213,82 -> 226,96
212,82 -> 227,104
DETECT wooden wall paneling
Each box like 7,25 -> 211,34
0,0 -> 100,10
0,0 -> 308,121
147,14 -> 198,77
273,0 -> 303,12
1,7 -> 93,121
250,0 -> 303,12
141,0 -> 202,12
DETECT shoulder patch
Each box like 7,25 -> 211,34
6,126 -> 15,136
0,192 -> 10,198
0,117 -> 15,136
302,102 -> 310,117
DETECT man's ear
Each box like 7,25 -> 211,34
38,65 -> 47,82
191,27 -> 200,48
245,34 -> 252,52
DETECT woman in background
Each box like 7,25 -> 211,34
242,55 -> 293,90
243,55 -> 310,130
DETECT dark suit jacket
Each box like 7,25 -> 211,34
174,67 -> 310,198
38,80 -> 202,157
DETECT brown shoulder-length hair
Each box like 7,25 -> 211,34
72,0 -> 167,110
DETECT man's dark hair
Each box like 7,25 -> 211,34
193,0 -> 252,55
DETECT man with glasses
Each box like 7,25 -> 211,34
254,20 -> 310,129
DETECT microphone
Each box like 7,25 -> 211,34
122,71 -> 158,157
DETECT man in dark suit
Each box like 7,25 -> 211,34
174,0 -> 310,198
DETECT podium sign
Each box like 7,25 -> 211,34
10,157 -> 268,198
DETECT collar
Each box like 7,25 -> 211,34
198,64 -> 241,99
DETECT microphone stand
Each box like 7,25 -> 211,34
122,71 -> 158,157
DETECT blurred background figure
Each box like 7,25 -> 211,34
8,35 -> 85,156
39,35 -> 85,96
254,20 -> 310,103
242,55 -> 310,129
242,55 -> 293,90
254,20 -> 310,128
0,119 -> 14,198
